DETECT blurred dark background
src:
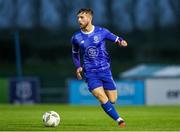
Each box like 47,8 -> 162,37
0,0 -> 180,103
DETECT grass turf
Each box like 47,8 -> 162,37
0,104 -> 180,131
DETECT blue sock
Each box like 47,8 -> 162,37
101,101 -> 120,121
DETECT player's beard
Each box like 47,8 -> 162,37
80,21 -> 89,30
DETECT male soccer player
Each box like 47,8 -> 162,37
71,8 -> 127,127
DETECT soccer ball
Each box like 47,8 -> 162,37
42,111 -> 60,127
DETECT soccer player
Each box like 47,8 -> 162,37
71,8 -> 127,127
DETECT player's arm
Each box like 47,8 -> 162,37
104,28 -> 128,47
71,37 -> 83,80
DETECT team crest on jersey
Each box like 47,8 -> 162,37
86,46 -> 99,58
93,36 -> 99,43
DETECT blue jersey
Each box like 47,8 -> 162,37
71,26 -> 121,72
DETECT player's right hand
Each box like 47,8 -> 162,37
76,67 -> 83,80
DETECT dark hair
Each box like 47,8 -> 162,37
77,8 -> 93,16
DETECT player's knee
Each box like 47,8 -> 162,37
109,99 -> 116,104
109,100 -> 116,104
95,93 -> 108,103
109,96 -> 117,104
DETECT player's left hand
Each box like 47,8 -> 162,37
117,40 -> 128,47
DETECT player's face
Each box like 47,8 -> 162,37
77,13 -> 91,29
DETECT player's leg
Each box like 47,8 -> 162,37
91,87 -> 125,127
85,71 -> 125,127
105,90 -> 117,104
103,89 -> 125,127
100,70 -> 126,127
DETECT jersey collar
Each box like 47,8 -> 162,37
81,25 -> 95,34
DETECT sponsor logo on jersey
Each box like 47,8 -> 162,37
86,46 -> 99,58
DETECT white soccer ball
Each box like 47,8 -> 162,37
42,111 -> 60,127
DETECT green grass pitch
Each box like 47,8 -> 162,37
0,104 -> 180,131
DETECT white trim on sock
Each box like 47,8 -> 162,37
116,117 -> 124,122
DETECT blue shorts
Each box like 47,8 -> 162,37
84,69 -> 116,92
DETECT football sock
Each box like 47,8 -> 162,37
101,101 -> 120,121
